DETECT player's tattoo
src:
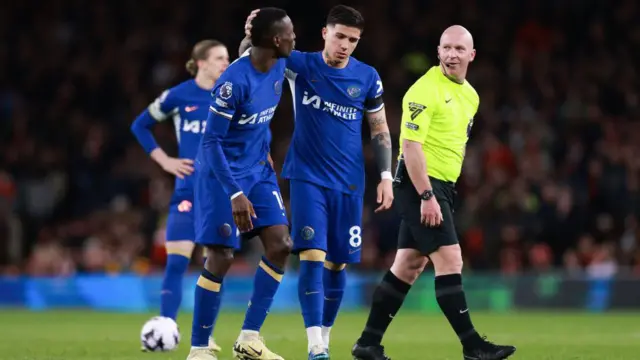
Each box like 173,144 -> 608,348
367,110 -> 392,173
372,132 -> 392,172
238,37 -> 252,56
324,50 -> 342,67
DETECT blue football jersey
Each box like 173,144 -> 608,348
197,56 -> 286,194
147,79 -> 212,202
281,51 -> 384,195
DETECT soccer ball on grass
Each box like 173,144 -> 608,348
140,316 -> 180,352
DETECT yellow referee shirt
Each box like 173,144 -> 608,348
398,66 -> 479,183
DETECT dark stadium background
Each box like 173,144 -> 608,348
1,0 -> 640,303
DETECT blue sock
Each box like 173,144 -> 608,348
322,267 -> 346,327
191,269 -> 223,347
160,254 -> 190,320
298,260 -> 324,328
242,256 -> 284,331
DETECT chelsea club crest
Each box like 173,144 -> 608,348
347,85 -> 361,98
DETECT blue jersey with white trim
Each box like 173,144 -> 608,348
281,51 -> 384,195
197,56 -> 286,182
145,79 -> 211,203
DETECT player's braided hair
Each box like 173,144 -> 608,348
326,5 -> 365,31
250,7 -> 288,48
185,39 -> 224,76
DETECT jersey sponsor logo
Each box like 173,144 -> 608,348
347,85 -> 361,98
182,119 -> 206,134
301,91 -> 358,121
237,105 -> 278,125
219,81 -> 233,100
274,80 -> 282,95
185,105 -> 199,112
301,226 -> 315,240
405,122 -> 419,131
408,102 -> 426,120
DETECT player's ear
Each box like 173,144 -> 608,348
321,27 -> 328,40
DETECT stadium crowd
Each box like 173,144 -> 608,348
1,0 -> 639,277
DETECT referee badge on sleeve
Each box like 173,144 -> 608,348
405,122 -> 419,131
408,102 -> 426,120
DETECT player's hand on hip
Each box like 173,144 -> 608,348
231,194 -> 257,232
420,197 -> 443,227
245,9 -> 259,38
374,179 -> 394,213
161,158 -> 194,179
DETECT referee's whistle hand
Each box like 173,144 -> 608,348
232,194 -> 257,232
420,198 -> 443,227
374,179 -> 394,213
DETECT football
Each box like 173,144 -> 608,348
140,316 -> 180,352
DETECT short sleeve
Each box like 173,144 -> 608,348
400,79 -> 436,143
209,77 -> 242,120
148,89 -> 179,121
364,68 -> 384,112
285,50 -> 306,80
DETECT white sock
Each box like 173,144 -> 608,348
191,346 -> 208,350
306,326 -> 323,352
239,329 -> 259,341
321,326 -> 332,348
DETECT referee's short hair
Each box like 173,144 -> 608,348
251,7 -> 289,48
326,5 -> 365,32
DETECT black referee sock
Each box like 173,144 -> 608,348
359,270 -> 411,346
435,274 -> 484,349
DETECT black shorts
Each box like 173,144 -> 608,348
393,162 -> 458,256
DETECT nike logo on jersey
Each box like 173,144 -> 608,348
408,102 -> 426,120
305,291 -> 320,295
445,98 -> 452,103
185,106 -> 199,112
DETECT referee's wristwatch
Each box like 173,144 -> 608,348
420,189 -> 434,201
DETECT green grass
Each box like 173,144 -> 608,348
0,310 -> 639,359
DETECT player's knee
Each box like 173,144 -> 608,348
300,249 -> 326,262
391,249 -> 428,284
430,245 -> 463,275
265,233 -> 293,261
324,260 -> 346,271
203,246 -> 234,277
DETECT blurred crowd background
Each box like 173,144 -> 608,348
1,0 -> 639,278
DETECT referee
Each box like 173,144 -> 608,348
352,25 -> 516,360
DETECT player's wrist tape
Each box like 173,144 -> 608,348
230,191 -> 244,200
381,171 -> 393,180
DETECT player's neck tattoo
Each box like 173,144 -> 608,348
324,50 -> 343,68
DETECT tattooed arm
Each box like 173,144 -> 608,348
366,108 -> 394,212
367,109 -> 393,177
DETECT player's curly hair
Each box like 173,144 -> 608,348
250,7 -> 288,48
326,5 -> 365,31
185,39 -> 224,76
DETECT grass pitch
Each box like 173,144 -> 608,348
0,310 -> 638,359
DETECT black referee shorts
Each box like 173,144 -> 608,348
393,162 -> 458,256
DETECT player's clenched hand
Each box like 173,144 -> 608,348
231,194 -> 257,232
244,9 -> 260,38
160,158 -> 194,179
420,197 -> 443,227
374,179 -> 394,213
